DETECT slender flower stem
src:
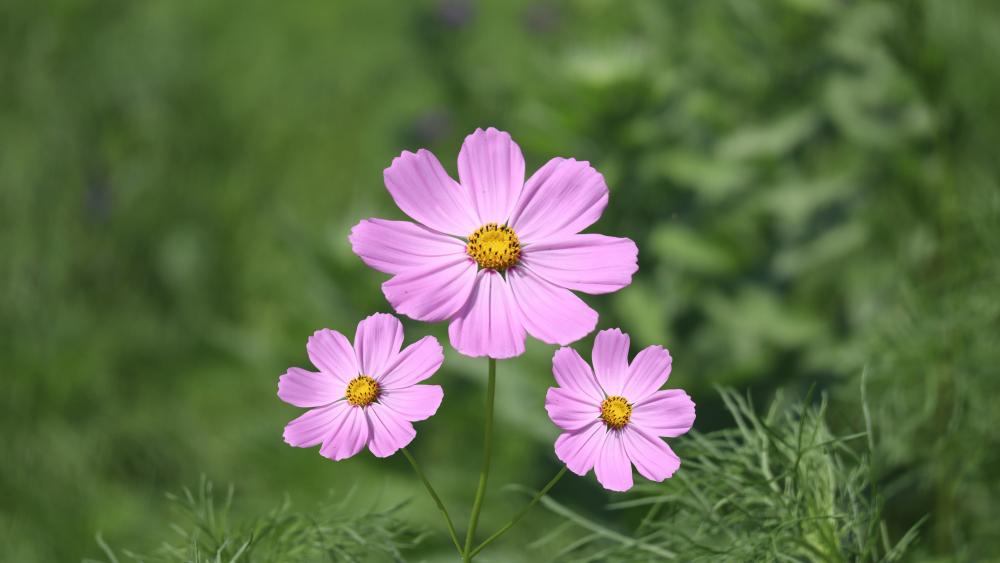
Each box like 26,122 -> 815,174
462,357 -> 497,562
471,466 -> 568,558
401,447 -> 463,556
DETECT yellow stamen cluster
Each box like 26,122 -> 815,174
466,223 -> 521,271
345,375 -> 380,407
600,396 -> 632,429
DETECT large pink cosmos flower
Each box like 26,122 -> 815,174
545,329 -> 695,492
350,127 -> 638,359
279,313 -> 444,460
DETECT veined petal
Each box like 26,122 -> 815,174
546,387 -> 601,432
594,431 -> 633,492
379,384 -> 443,422
631,390 -> 696,438
552,347 -> 604,403
283,402 -> 348,449
384,149 -> 480,236
354,313 -> 404,378
507,265 -> 597,346
457,127 -> 525,224
350,219 -> 466,275
378,336 -> 444,389
521,234 -> 638,295
367,404 -> 417,458
307,329 -> 359,383
592,329 -> 630,396
319,405 -> 370,461
382,256 -> 478,322
509,158 -> 609,242
623,345 -> 672,403
448,270 -> 526,359
278,367 -> 346,408
622,426 -> 681,482
554,421 -> 607,476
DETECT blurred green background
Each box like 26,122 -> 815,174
3,0 -> 999,561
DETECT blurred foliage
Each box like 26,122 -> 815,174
2,0 -> 998,561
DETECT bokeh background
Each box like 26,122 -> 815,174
3,0 -> 999,561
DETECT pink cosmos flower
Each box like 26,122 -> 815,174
350,127 -> 638,359
278,313 -> 444,460
545,328 -> 696,492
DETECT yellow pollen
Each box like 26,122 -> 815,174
600,396 -> 632,429
466,223 -> 521,271
345,375 -> 379,407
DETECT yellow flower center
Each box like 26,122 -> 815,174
466,223 -> 521,271
600,396 -> 632,429
345,375 -> 380,407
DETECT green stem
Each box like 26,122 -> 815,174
471,467 -> 568,558
462,357 -> 497,561
401,447 -> 463,556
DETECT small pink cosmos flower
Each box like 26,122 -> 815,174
278,313 -> 444,460
350,127 -> 638,359
545,328 -> 696,492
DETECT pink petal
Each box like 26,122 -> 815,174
349,219 -> 466,276
592,328 -> 630,396
379,384 -> 444,422
448,270 -> 526,359
277,367 -> 346,408
545,387 -> 600,432
283,402 -> 348,448
384,149 -> 480,236
507,265 -> 598,346
382,256 -> 478,322
521,234 -> 638,295
594,431 -> 634,492
319,405 -> 370,461
378,336 -> 444,389
367,404 -> 417,458
552,347 -> 604,403
554,421 -> 607,476
307,329 -> 359,383
457,127 -> 525,224
622,345 -> 672,403
622,426 -> 681,482
509,158 -> 609,243
354,313 -> 404,378
631,390 -> 696,437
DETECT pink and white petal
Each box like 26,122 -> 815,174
379,384 -> 444,422
509,158 -> 609,243
622,345 -> 673,403
631,390 -> 696,438
382,257 -> 478,322
594,431 -> 634,492
319,406 -> 370,461
354,313 -> 404,379
457,127 -> 525,224
349,219 -> 466,276
384,149 -> 480,236
545,387 -> 601,432
278,367 -> 346,408
622,426 -> 681,482
367,404 -> 417,458
378,336 -> 444,389
592,328 -> 630,396
554,421 -> 607,476
448,270 -> 526,359
283,402 -> 349,449
521,234 -> 638,295
307,329 -> 359,383
552,347 -> 605,403
507,265 -> 598,346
